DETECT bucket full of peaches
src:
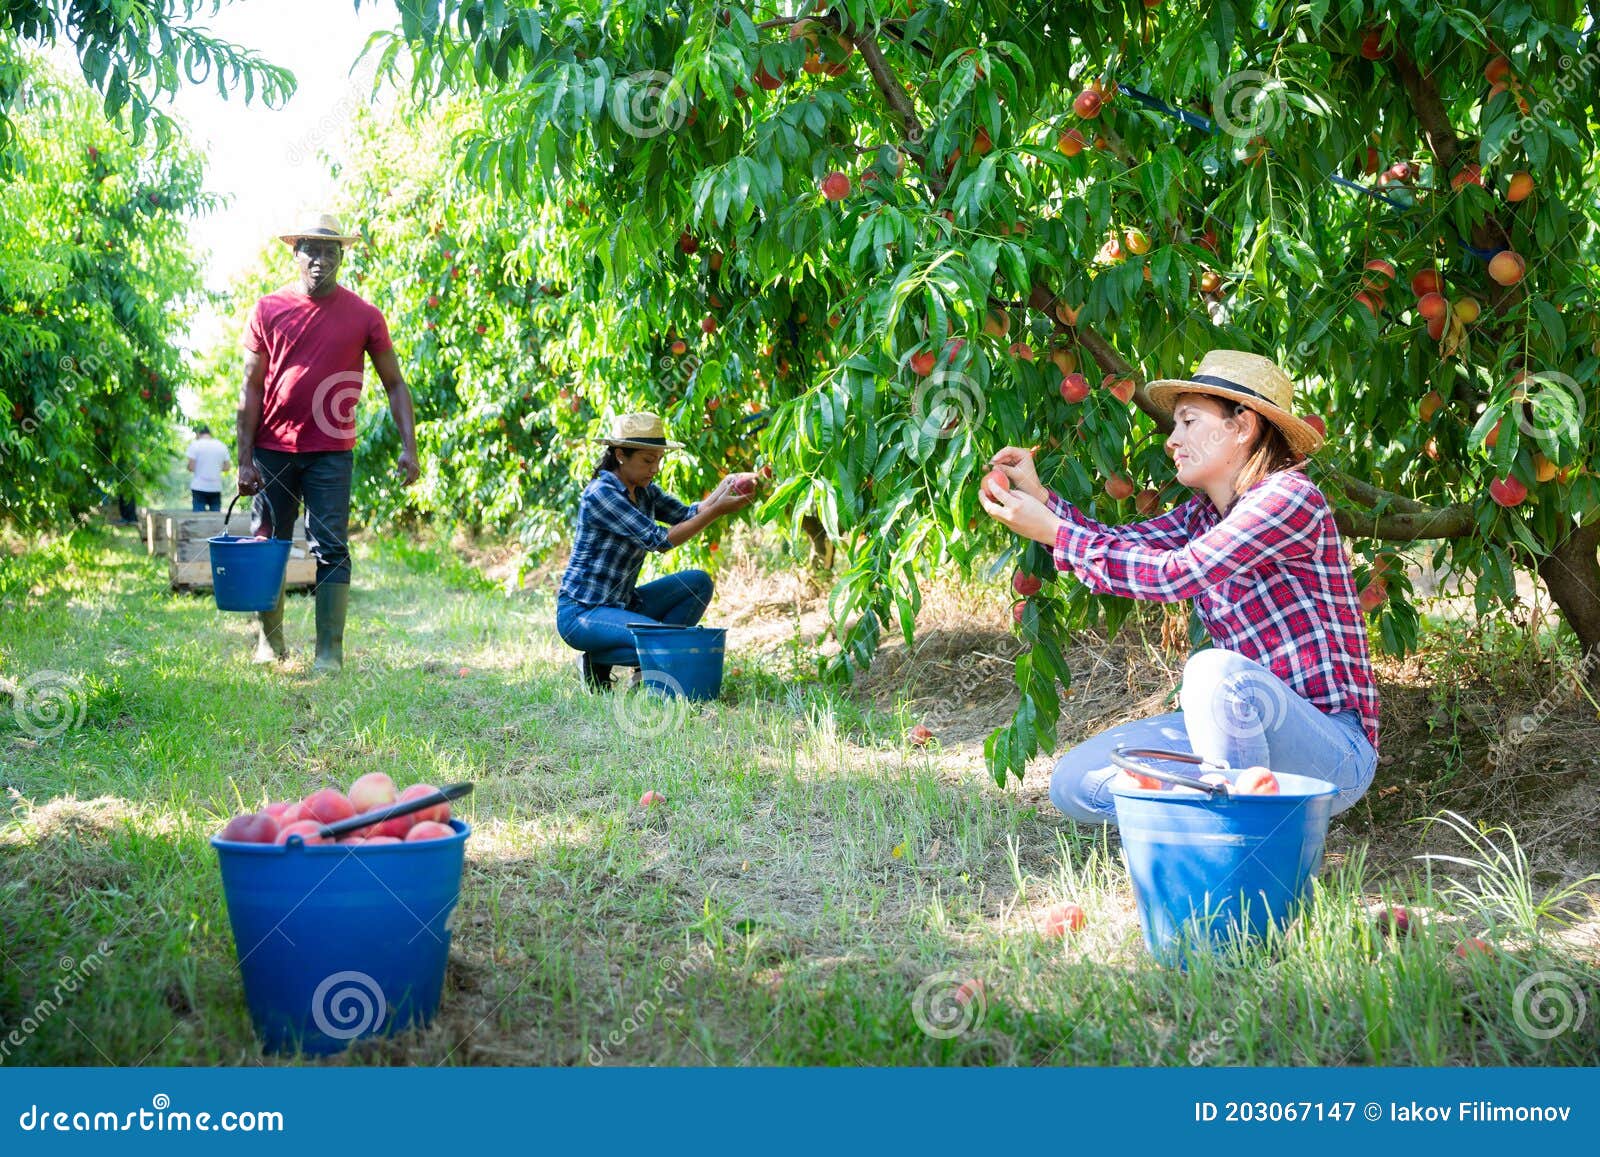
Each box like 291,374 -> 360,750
1108,747 -> 1338,968
211,774 -> 472,1055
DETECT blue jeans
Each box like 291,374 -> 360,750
555,571 -> 714,667
1050,648 -> 1377,824
191,490 -> 221,512
250,448 -> 353,586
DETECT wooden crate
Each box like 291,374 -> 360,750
162,510 -> 316,594
146,507 -> 306,556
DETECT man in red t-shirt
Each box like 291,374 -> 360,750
235,212 -> 420,674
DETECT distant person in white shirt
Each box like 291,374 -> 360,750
185,425 -> 232,512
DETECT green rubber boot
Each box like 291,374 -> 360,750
252,585 -> 287,664
312,583 -> 350,675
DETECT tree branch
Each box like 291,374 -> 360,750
1332,504 -> 1476,540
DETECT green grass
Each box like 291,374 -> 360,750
2,526 -> 1597,1066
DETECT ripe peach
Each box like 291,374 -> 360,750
1124,228 -> 1151,256
1060,373 -> 1089,403
1454,937 -> 1493,958
1417,292 -> 1449,322
982,467 -> 1011,501
1484,418 -> 1502,449
908,725 -> 934,748
261,801 -> 295,822
360,816 -> 415,839
1426,314 -> 1446,342
1042,903 -> 1087,936
670,339 -> 688,356
820,171 -> 850,201
405,821 -> 457,842
1114,771 -> 1163,791
1009,341 -> 1035,361
398,783 -> 451,824
1419,391 -> 1443,421
1533,453 -> 1557,483
1359,26 -> 1386,60
1234,767 -> 1280,794
1453,297 -> 1480,324
1354,291 -> 1383,317
1450,162 -> 1484,191
1487,250 -> 1525,286
1134,488 -> 1161,516
1362,259 -> 1396,289
1073,89 -> 1102,118
1108,377 -> 1136,404
1489,475 -> 1527,507
301,789 -> 356,826
1011,601 -> 1026,626
730,473 -> 757,496
1358,580 -> 1388,612
639,790 -> 667,809
983,310 -> 1010,338
1056,128 -> 1086,156
700,315 -> 718,335
678,231 -> 698,255
1054,300 -> 1080,326
348,772 -> 398,815
972,126 -> 993,156
1505,171 -> 1533,203
1013,571 -> 1042,597
1304,415 -> 1327,438
1199,270 -> 1222,294
219,812 -> 280,844
1105,475 -> 1135,501
275,820 -> 329,846
910,350 -> 936,376
753,62 -> 783,91
1410,269 -> 1442,298
954,977 -> 985,1006
1484,56 -> 1510,85
1049,346 -> 1077,376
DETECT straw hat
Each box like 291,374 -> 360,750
1145,350 -> 1324,458
596,412 -> 685,450
279,212 -> 362,247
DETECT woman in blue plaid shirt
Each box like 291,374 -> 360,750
557,413 -> 755,690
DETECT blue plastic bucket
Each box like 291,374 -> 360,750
207,493 -> 291,612
1111,756 -> 1337,967
629,624 -> 726,700
210,821 -> 469,1055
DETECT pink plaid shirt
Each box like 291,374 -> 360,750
1047,470 -> 1380,749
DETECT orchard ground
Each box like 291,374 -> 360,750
2,523 -> 1598,1066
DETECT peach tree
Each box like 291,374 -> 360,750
370,0 -> 1599,783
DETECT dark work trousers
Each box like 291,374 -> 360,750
250,447 -> 354,586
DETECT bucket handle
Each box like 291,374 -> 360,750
1109,746 -> 1230,796
222,489 -> 278,538
314,782 -> 475,841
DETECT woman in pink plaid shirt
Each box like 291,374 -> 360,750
980,350 -> 1379,824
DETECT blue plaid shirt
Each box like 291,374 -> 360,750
558,471 -> 700,608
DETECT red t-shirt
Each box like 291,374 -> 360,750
243,285 -> 394,453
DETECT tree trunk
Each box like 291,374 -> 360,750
1537,522 -> 1600,685
800,514 -> 834,571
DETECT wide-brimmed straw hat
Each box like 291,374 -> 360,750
596,412 -> 685,451
1145,350 -> 1324,458
279,212 -> 362,247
